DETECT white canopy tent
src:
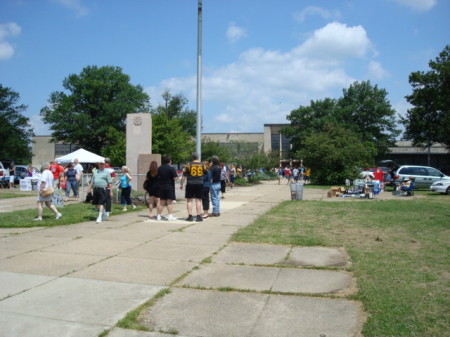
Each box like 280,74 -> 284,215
55,148 -> 105,163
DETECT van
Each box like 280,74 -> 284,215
393,165 -> 450,188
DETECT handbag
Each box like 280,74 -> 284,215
84,191 -> 93,203
41,185 -> 54,197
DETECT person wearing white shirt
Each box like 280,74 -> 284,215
34,162 -> 62,221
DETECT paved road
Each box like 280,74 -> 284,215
0,182 -> 365,337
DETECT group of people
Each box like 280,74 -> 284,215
144,153 -> 226,222
276,166 -> 311,185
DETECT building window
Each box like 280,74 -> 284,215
55,144 -> 79,156
281,135 -> 290,154
271,134 -> 280,152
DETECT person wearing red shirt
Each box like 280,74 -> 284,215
49,160 -> 64,188
373,167 -> 384,182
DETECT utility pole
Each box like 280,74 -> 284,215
196,0 -> 203,160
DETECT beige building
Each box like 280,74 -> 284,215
32,136 -> 80,167
32,124 -> 450,171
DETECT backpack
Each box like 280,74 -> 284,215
143,179 -> 150,191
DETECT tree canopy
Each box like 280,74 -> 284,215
284,80 -> 399,184
402,45 -> 450,148
0,84 -> 34,163
40,65 -> 151,154
158,91 -> 198,137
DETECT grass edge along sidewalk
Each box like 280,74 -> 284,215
231,197 -> 449,337
0,203 -> 145,228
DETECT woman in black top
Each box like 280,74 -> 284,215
145,161 -> 160,219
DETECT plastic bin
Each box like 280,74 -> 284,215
290,182 -> 304,200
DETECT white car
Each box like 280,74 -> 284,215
430,180 -> 450,195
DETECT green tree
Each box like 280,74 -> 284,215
157,92 -> 197,137
296,124 -> 375,184
0,84 -> 34,163
201,138 -> 232,163
240,150 -> 280,172
40,65 -> 151,154
285,81 -> 399,159
102,127 -> 126,166
402,45 -> 450,149
284,98 -> 338,153
337,80 -> 399,157
152,112 -> 194,163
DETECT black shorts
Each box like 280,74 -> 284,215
185,184 -> 203,199
159,186 -> 176,201
92,187 -> 107,205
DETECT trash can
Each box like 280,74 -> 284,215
290,182 -> 304,200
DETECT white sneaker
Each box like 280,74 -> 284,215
132,205 -> 136,210
122,208 -> 127,212
167,215 -> 176,221
106,212 -> 110,217
56,213 -> 62,220
102,211 -> 108,221
96,216 -> 102,223
156,214 -> 161,221
33,217 -> 42,221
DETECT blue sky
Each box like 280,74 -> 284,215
0,0 -> 448,135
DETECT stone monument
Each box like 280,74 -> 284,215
126,113 -> 160,192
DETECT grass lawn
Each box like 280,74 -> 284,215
232,194 -> 449,337
0,189 -> 35,199
0,203 -> 145,228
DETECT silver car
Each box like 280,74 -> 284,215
393,165 -> 450,189
430,180 -> 450,195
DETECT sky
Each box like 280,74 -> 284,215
0,0 -> 448,136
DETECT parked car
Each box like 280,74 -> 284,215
14,165 -> 37,184
0,161 -> 10,186
393,165 -> 450,189
430,180 -> 450,195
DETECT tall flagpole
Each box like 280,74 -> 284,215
196,0 -> 202,160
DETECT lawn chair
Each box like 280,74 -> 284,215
400,180 -> 415,196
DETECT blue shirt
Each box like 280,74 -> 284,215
120,174 -> 130,188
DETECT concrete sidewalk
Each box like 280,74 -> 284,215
0,182 -> 364,337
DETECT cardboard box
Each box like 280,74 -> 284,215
327,186 -> 346,198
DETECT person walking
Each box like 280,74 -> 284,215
64,163 -> 79,202
210,155 -> 221,217
220,162 -> 229,199
144,161 -> 160,219
120,166 -> 136,211
201,160 -> 212,219
293,167 -> 299,183
277,167 -> 283,185
73,158 -> 83,198
180,152 -> 205,222
104,157 -> 115,216
34,162 -> 62,221
8,161 -> 15,189
156,155 -> 178,221
229,164 -> 236,189
87,160 -> 113,223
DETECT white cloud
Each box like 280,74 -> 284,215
295,22 -> 375,60
0,22 -> 21,60
294,6 -> 341,22
226,22 -> 247,44
52,0 -> 90,17
391,0 -> 436,11
146,22 -> 384,132
28,114 -> 51,135
368,61 -> 390,79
